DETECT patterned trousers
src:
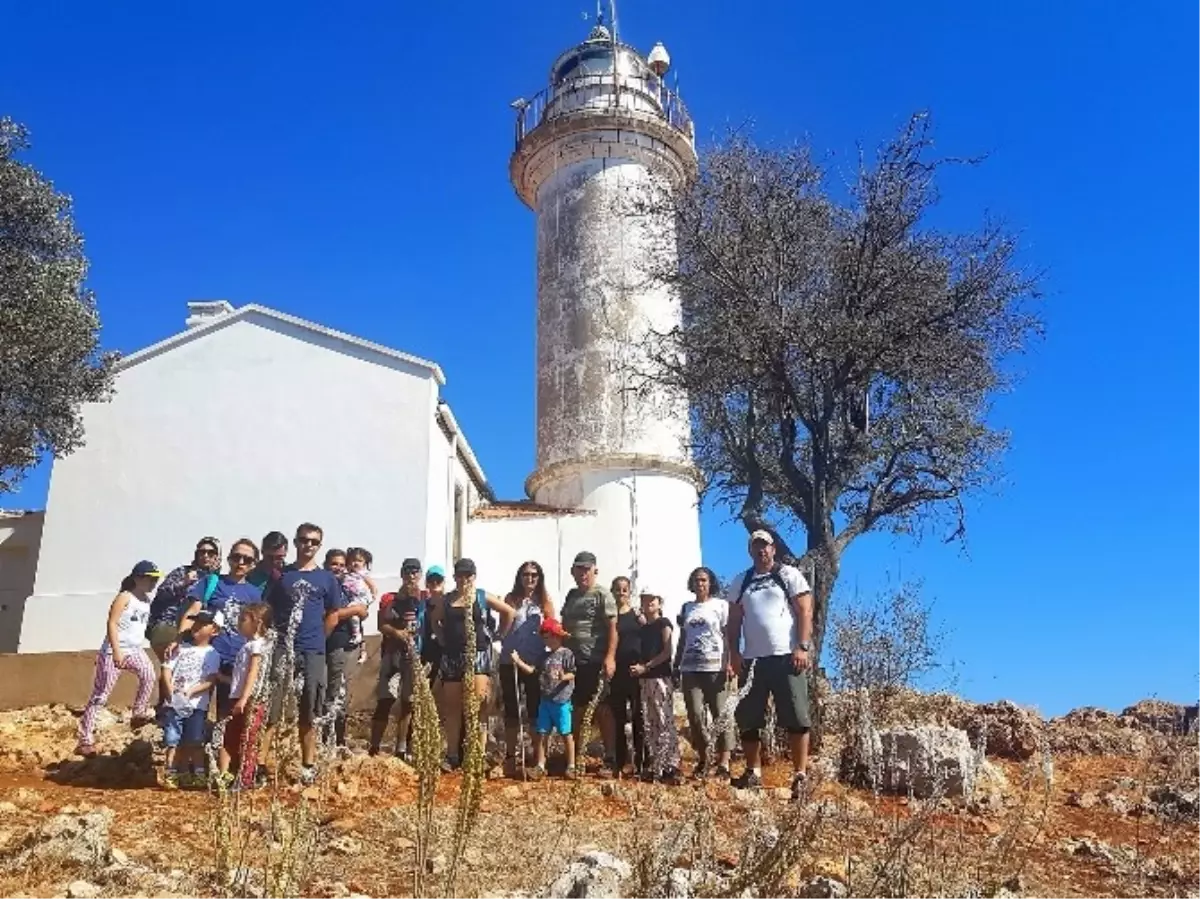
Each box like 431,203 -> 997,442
639,677 -> 680,775
78,649 -> 155,747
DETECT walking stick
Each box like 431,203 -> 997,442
512,664 -> 527,781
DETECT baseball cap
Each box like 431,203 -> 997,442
638,585 -> 662,598
454,558 -> 477,576
426,565 -> 446,580
401,557 -> 422,574
749,529 -> 774,545
191,610 -> 224,629
131,560 -> 163,578
540,617 -> 568,638
572,551 -> 597,567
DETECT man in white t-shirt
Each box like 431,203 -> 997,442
724,529 -> 813,800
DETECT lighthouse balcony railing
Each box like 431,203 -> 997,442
514,76 -> 693,148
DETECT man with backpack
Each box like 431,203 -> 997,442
370,557 -> 426,758
725,530 -> 814,800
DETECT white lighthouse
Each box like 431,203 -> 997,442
507,18 -> 702,621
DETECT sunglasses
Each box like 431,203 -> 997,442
229,553 -> 256,565
402,568 -> 420,575
197,547 -> 219,556
296,537 -> 321,547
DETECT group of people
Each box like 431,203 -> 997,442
74,522 -> 817,799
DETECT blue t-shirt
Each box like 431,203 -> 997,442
188,576 -> 264,666
274,567 -> 344,654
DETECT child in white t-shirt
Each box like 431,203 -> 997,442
218,602 -> 273,791
160,611 -> 221,789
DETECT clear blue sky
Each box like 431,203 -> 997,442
2,1 -> 1195,715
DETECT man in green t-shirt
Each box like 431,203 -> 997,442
559,551 -> 618,723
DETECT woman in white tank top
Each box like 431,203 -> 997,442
76,560 -> 164,757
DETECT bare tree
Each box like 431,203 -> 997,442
0,118 -> 117,493
637,113 -> 1041,661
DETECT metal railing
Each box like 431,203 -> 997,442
514,75 -> 693,148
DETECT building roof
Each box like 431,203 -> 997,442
118,302 -> 446,384
470,500 -> 595,521
436,403 -> 495,503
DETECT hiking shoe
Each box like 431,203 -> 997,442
730,769 -> 763,790
790,771 -> 809,802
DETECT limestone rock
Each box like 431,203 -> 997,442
959,700 -> 1041,760
1148,784 -> 1199,820
1121,699 -> 1197,735
799,875 -> 848,898
16,808 -> 112,867
65,880 -> 101,899
842,724 -> 977,798
546,849 -> 631,899
1066,790 -> 1099,809
328,834 -> 361,855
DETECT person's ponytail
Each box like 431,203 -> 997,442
119,574 -> 137,593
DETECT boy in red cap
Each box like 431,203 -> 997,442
511,617 -> 576,779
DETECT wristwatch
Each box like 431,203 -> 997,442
797,641 -> 812,652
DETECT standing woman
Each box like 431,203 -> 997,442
498,561 -> 555,774
431,558 -> 513,770
604,576 -> 645,777
677,567 -> 734,778
76,561 -> 163,757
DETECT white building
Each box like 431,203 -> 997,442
6,23 -> 703,652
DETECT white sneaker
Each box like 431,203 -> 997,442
299,766 -> 318,786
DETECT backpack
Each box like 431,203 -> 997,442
475,588 -> 497,640
199,572 -> 220,606
733,564 -> 789,604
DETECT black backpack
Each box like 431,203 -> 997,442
733,564 -> 789,604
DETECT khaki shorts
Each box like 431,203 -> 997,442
735,654 -> 811,736
147,622 -> 179,661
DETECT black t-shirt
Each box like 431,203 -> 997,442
443,593 -> 490,655
614,609 -> 642,665
384,593 -> 421,657
639,617 -> 672,679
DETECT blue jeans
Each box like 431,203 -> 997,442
162,706 -> 208,748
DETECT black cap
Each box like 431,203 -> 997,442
401,557 -> 422,574
191,610 -> 223,628
572,551 -> 597,567
131,560 -> 163,578
453,558 -> 477,576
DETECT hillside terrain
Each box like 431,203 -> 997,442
0,694 -> 1195,898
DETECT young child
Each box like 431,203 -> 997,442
345,547 -> 378,665
219,602 -> 272,790
159,610 -> 221,789
631,588 -> 681,784
511,618 -> 576,780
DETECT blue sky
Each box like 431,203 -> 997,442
2,1 -> 1195,715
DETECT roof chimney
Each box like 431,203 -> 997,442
185,300 -> 235,329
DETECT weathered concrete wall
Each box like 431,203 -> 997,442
0,512 -> 43,654
534,155 -> 689,474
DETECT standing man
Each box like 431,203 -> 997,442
559,551 -> 618,758
267,523 -> 365,785
725,530 -> 813,800
146,537 -> 222,667
370,557 -> 424,758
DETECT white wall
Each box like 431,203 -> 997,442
0,513 -> 44,653
22,312 -> 439,652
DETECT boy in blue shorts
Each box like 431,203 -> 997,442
159,610 -> 221,788
510,617 -> 576,780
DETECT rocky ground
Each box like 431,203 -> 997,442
0,695 -> 1195,898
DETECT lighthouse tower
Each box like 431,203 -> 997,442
510,19 -> 701,620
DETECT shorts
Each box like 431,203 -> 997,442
267,649 -> 327,727
147,623 -> 179,662
536,699 -> 572,735
378,650 -> 416,703
223,704 -> 265,757
734,654 -> 811,737
162,706 -> 208,748
437,646 -> 493,683
571,662 -> 603,715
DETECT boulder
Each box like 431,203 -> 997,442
957,701 -> 1041,760
1148,785 -> 1199,821
842,724 -> 977,798
799,875 -> 848,898
14,808 -> 112,867
65,880 -> 101,899
546,849 -> 632,899
1121,699 -> 1197,735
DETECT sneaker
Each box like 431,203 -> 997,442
730,769 -> 763,790
564,767 -> 579,781
162,770 -> 179,790
394,748 -> 413,764
74,743 -> 98,759
790,771 -> 809,802
528,765 -> 546,781
299,766 -> 317,786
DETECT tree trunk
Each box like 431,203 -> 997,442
804,536 -> 840,756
